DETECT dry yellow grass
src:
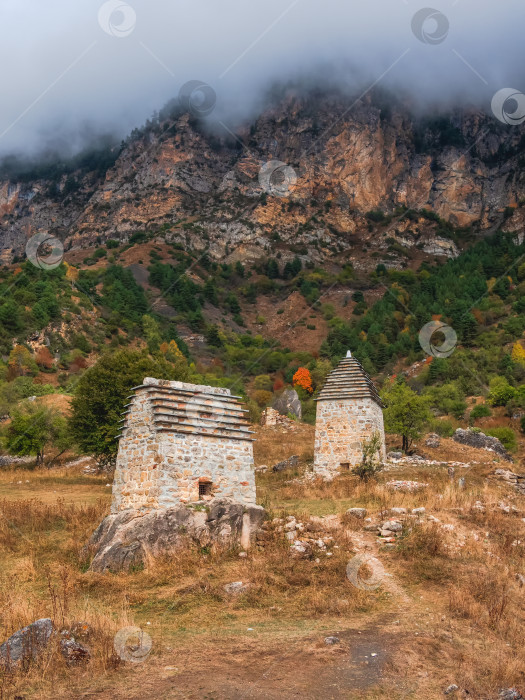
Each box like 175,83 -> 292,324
0,427 -> 524,698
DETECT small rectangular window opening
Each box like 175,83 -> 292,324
199,481 -> 212,498
340,463 -> 350,471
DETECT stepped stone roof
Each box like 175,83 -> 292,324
315,351 -> 384,407
118,377 -> 254,441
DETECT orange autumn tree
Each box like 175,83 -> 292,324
35,346 -> 55,370
160,339 -> 185,362
293,367 -> 313,394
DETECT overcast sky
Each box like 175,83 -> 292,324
1,0 -> 524,157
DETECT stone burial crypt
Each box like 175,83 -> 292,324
313,352 -> 386,480
87,378 -> 264,572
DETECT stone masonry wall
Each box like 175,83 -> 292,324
313,398 -> 386,479
111,378 -> 256,513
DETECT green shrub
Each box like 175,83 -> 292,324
428,419 -> 454,437
352,432 -> 384,482
253,375 -> 272,391
470,404 -> 492,420
487,377 -> 517,406
485,427 -> 518,452
366,210 -> 386,223
301,398 -> 316,425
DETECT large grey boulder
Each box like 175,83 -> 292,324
0,618 -> 54,670
453,428 -> 512,461
272,389 -> 302,420
88,499 -> 265,573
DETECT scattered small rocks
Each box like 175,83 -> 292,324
444,684 -> 459,695
498,502 -> 519,514
386,480 -> 429,492
412,507 -> 426,515
224,581 -> 251,595
425,433 -> 441,448
387,451 -> 403,460
499,690 -> 523,700
493,469 -> 525,495
389,507 -> 407,515
381,520 -> 403,533
324,636 -> 340,645
290,540 -> 311,556
268,515 -> 339,558
0,455 -> 34,467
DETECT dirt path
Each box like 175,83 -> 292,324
70,536 -> 422,700
72,622 -> 397,700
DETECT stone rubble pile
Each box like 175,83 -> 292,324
425,433 -> 441,448
0,455 -> 34,467
256,515 -> 340,558
259,407 -> 296,428
493,469 -> 525,495
356,507 -> 428,545
387,453 -> 472,468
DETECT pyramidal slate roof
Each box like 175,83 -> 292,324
315,351 -> 384,407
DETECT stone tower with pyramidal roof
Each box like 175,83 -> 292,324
313,351 -> 386,479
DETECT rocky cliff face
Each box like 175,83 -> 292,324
1,90 -> 524,264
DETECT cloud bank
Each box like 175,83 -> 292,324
0,0 -> 524,157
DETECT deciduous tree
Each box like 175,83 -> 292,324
4,403 -> 70,465
381,379 -> 431,452
69,349 -> 188,469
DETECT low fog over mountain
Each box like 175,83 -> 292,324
1,0 -> 524,158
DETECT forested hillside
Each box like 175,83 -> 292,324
0,222 -> 524,461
